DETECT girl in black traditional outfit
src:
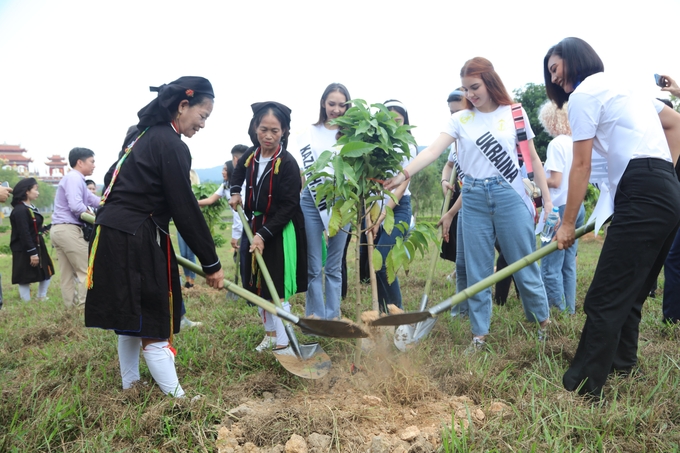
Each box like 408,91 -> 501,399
10,178 -> 54,301
229,102 -> 307,351
85,77 -> 224,397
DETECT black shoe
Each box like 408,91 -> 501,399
184,282 -> 194,289
648,291 -> 656,298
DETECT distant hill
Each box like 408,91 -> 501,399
195,166 -> 223,184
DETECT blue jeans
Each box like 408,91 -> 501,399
451,210 -> 469,316
301,188 -> 348,319
540,203 -> 585,314
461,176 -> 549,337
375,196 -> 411,312
177,232 -> 196,280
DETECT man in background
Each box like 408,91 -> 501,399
51,148 -> 101,308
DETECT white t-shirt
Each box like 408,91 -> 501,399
444,105 -> 535,180
211,183 -> 243,240
290,124 -> 338,171
543,134 -> 573,207
568,72 -> 671,198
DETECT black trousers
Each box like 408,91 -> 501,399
563,158 -> 680,397
662,230 -> 680,323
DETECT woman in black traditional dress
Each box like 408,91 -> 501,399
10,178 -> 54,301
85,77 -> 224,397
229,102 -> 307,351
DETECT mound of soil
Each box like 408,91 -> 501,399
215,334 -> 511,452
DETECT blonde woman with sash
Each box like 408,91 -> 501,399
292,83 -> 351,320
385,58 -> 553,353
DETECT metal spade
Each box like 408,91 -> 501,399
372,221 -> 596,328
394,163 -> 458,351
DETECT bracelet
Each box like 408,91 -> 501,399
402,169 -> 411,181
441,179 -> 448,184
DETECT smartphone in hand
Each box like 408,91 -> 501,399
1,181 -> 9,188
655,74 -> 668,88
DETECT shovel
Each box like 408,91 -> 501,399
370,221 -> 595,327
81,213 -> 369,379
227,247 -> 240,301
394,164 -> 458,351
236,205 -> 333,379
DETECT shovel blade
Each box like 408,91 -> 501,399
369,311 -> 431,327
298,318 -> 370,338
273,343 -> 331,379
393,317 -> 438,351
412,317 -> 438,342
393,324 -> 416,352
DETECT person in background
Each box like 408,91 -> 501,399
369,100 -> 414,312
198,144 -> 248,250
10,178 -> 54,301
85,180 -> 97,194
85,76 -> 223,397
229,102 -> 307,352
51,147 -> 101,309
0,184 -> 13,310
544,38 -> 680,399
657,78 -> 680,323
440,88 -> 468,317
538,101 -> 585,315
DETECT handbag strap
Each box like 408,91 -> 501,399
511,103 -> 533,180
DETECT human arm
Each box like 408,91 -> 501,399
528,139 -> 553,214
160,139 -> 221,282
384,133 -> 455,190
437,195 -> 462,243
371,179 -> 409,236
255,157 -> 302,247
546,171 -> 562,189
198,193 -> 221,207
62,175 -> 96,217
441,161 -> 455,196
0,186 -> 12,203
658,105 -> 680,165
229,150 -> 250,210
555,139 -> 593,250
660,74 -> 680,97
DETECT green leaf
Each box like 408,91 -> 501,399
372,248 -> 383,273
340,141 -> 378,158
328,200 -> 343,237
383,205 -> 394,235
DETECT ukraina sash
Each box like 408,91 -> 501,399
296,128 -> 333,231
461,118 -> 535,218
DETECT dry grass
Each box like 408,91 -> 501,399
1,223 -> 680,452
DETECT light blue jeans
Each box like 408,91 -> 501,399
461,176 -> 549,337
177,232 -> 196,280
375,196 -> 411,312
540,203 -> 585,314
451,210 -> 469,317
301,188 -> 348,319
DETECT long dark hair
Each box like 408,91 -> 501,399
314,83 -> 351,126
383,99 -> 412,135
11,178 -> 38,207
544,37 -> 604,108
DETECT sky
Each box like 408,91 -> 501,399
1,0 -> 679,184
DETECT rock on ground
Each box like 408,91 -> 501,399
285,434 -> 308,453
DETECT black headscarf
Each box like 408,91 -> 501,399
247,101 -> 292,150
137,76 -> 214,129
11,177 -> 38,207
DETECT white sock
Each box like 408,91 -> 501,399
118,335 -> 141,389
18,284 -> 31,301
274,302 -> 291,347
38,279 -> 51,298
259,307 -> 277,332
142,341 -> 185,397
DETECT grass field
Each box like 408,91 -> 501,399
1,216 -> 679,452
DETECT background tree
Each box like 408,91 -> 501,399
408,148 -> 449,217
513,83 -> 550,161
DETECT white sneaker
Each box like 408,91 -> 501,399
255,335 -> 276,352
180,316 -> 203,329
